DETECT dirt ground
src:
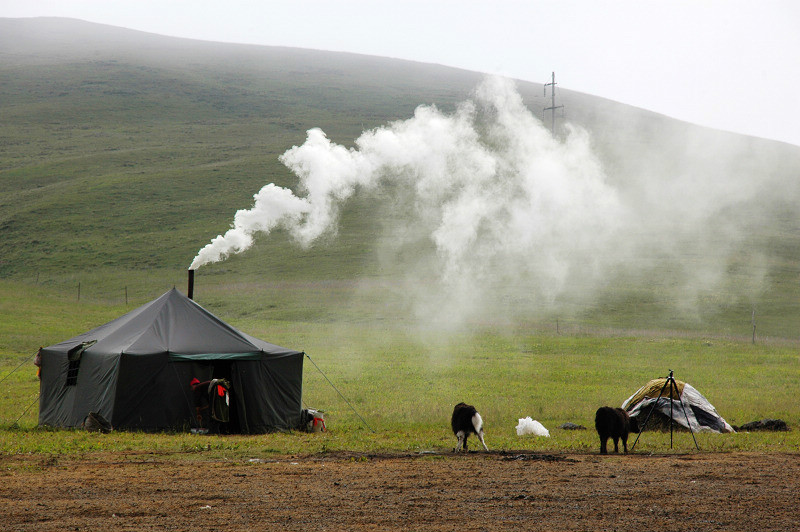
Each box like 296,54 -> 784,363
1,450 -> 798,532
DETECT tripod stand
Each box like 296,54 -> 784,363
630,370 -> 700,451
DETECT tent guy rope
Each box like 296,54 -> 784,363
0,352 -> 36,387
305,353 -> 376,433
13,392 -> 40,425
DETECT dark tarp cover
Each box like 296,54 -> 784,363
39,288 -> 304,433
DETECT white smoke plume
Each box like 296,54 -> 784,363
191,75 -> 621,263
190,75 -> 765,328
189,184 -> 311,269
190,77 -> 625,320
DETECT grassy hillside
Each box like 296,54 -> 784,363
0,19 -> 798,451
1,17 -> 799,342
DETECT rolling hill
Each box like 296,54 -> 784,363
1,17 -> 799,339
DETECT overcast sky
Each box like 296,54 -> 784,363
3,0 -> 799,147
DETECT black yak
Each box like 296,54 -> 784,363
451,402 -> 488,452
595,406 -> 638,454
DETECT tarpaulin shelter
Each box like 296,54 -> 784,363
38,288 -> 304,433
622,378 -> 735,434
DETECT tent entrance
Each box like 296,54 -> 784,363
192,360 -> 243,434
210,360 -> 241,434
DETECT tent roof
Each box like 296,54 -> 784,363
45,288 -> 302,359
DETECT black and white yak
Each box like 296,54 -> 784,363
451,402 -> 488,452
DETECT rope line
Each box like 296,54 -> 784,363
305,353 -> 375,433
0,353 -> 36,387
13,393 -> 40,425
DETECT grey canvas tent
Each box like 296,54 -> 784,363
39,288 -> 304,433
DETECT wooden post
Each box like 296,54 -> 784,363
751,309 -> 756,345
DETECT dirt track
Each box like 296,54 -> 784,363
1,450 -> 797,531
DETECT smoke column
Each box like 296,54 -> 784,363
189,77 -> 628,324
191,75 -> 621,273
189,183 -> 311,269
191,75 -> 762,328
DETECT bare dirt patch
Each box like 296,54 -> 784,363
1,450 -> 797,531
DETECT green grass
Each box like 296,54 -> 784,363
1,19 -> 799,459
3,424 -> 799,460
1,280 -> 798,457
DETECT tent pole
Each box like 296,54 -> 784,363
630,370 -> 700,452
673,375 -> 701,450
670,377 -> 674,448
630,375 -> 671,451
